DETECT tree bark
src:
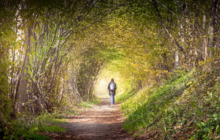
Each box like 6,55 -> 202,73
203,15 -> 208,60
208,0 -> 218,57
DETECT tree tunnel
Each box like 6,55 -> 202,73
1,0 -> 218,116
0,0 -> 219,139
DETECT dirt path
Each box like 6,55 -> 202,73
48,98 -> 134,140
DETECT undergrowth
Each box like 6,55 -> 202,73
1,95 -> 101,139
116,89 -> 136,103
78,97 -> 101,108
120,59 -> 220,139
2,110 -> 70,139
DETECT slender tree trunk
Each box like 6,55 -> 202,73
175,49 -> 179,68
152,0 -> 184,69
208,0 -> 218,57
203,15 -> 208,60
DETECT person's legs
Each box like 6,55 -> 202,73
110,94 -> 115,105
113,94 -> 115,104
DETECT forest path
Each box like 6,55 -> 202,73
48,98 -> 134,140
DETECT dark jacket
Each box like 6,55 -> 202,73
108,81 -> 117,95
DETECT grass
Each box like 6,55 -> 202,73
78,102 -> 93,108
8,97 -> 101,139
16,96 -> 101,139
122,70 -> 191,130
78,96 -> 101,108
120,63 -> 220,139
3,110 -> 68,140
116,89 -> 136,103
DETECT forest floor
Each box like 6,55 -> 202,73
45,98 -> 135,140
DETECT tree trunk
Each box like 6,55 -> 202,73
203,15 -> 208,60
208,0 -> 218,57
17,25 -> 31,113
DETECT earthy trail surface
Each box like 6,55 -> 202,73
47,98 -> 134,140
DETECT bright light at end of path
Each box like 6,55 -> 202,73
94,66 -> 129,98
95,79 -> 108,97
99,79 -> 107,89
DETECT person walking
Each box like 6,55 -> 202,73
108,78 -> 117,105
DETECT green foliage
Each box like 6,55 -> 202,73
89,97 -> 102,105
24,133 -> 49,140
121,61 -> 220,139
77,97 -> 101,108
0,1 -> 15,121
3,112 -> 66,140
122,70 -> 191,130
78,102 -> 93,108
116,89 -> 136,103
0,0 -> 219,139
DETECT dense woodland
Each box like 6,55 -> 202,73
0,0 -> 219,139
